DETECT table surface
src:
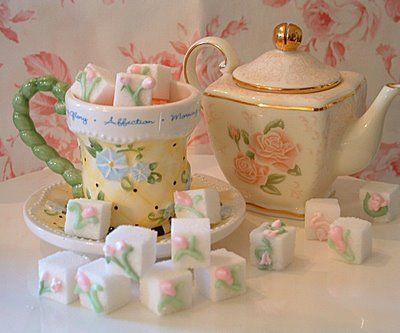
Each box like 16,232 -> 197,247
1,155 -> 400,333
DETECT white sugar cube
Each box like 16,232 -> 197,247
174,188 -> 221,224
65,198 -> 111,240
305,198 -> 340,241
38,251 -> 90,304
71,63 -> 115,105
76,258 -> 132,314
171,218 -> 211,269
140,261 -> 192,316
104,225 -> 157,282
328,217 -> 372,264
127,64 -> 171,101
249,220 -> 296,271
359,181 -> 400,223
113,72 -> 154,107
194,248 -> 246,302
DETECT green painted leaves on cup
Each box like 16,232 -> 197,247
97,191 -> 105,201
287,164 -> 301,176
260,173 -> 286,195
263,119 -> 284,134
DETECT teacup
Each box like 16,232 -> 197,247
13,76 -> 200,232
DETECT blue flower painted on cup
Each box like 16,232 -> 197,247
131,162 -> 152,182
96,148 -> 129,181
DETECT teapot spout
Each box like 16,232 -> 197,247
335,83 -> 400,176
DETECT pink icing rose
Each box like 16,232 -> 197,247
310,212 -> 330,241
50,278 -> 63,293
120,76 -> 131,86
248,129 -> 298,171
215,267 -> 233,285
303,0 -> 335,38
174,191 -> 192,206
41,271 -> 50,281
103,244 -> 116,257
81,206 -> 97,219
385,0 -> 400,23
115,240 -> 128,251
263,229 -> 279,238
76,271 -> 91,292
271,219 -> 281,229
160,280 -> 176,297
328,226 -> 346,253
128,65 -> 142,74
262,0 -> 290,7
367,193 -> 388,212
141,77 -> 156,90
234,152 -> 269,185
260,252 -> 272,266
85,64 -> 97,82
173,236 -> 188,249
228,125 -> 240,141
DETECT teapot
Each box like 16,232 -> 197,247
183,22 -> 400,219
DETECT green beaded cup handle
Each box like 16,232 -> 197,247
12,76 -> 84,198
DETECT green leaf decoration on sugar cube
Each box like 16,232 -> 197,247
287,164 -> 302,176
141,66 -> 151,75
362,192 -> 389,218
241,130 -> 249,144
264,119 -> 284,134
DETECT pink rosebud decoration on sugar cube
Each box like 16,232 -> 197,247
76,271 -> 91,292
174,191 -> 193,206
103,244 -> 116,257
173,235 -> 189,249
81,206 -> 97,219
115,240 -> 128,251
50,278 -> 63,293
160,280 -> 176,297
367,193 -> 388,212
128,65 -> 142,74
328,226 -> 346,253
85,64 -> 97,82
263,229 -> 279,238
120,76 -> 131,86
41,271 -> 50,281
271,219 -> 281,228
215,267 -> 233,286
260,252 -> 272,266
141,77 -> 156,90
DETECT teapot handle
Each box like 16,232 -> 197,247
183,36 -> 239,90
12,76 -> 84,198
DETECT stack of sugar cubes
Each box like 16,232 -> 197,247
38,187 -> 247,316
71,63 -> 172,107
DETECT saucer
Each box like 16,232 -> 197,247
23,174 -> 246,258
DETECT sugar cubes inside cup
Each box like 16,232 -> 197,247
195,248 -> 246,302
249,220 -> 296,271
140,260 -> 192,316
104,225 -> 157,282
65,198 -> 111,240
71,64 -> 115,105
113,73 -> 155,106
359,181 -> 400,223
38,251 -> 90,304
327,217 -> 372,264
305,198 -> 340,241
171,218 -> 211,269
75,258 -> 132,314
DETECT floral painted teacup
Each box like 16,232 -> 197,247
13,76 -> 200,232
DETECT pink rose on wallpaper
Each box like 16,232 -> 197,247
0,137 -> 16,181
249,129 -> 299,171
303,0 -> 335,38
0,1 -> 35,43
234,152 -> 269,185
262,0 -> 290,7
385,0 -> 400,23
376,43 -> 399,81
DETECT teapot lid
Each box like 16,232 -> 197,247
232,23 -> 342,94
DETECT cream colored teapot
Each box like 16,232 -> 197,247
184,22 -> 400,219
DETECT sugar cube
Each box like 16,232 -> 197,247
305,198 -> 340,241
140,261 -> 192,316
65,198 -> 111,240
174,188 -> 221,224
194,248 -> 246,302
249,220 -> 296,271
127,64 -> 171,101
71,63 -> 115,105
75,258 -> 132,314
171,218 -> 211,269
327,217 -> 372,264
359,181 -> 400,223
113,72 -> 154,106
38,251 -> 90,304
104,225 -> 157,282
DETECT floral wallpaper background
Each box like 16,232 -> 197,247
0,0 -> 399,183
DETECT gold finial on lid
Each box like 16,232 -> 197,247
273,23 -> 302,51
